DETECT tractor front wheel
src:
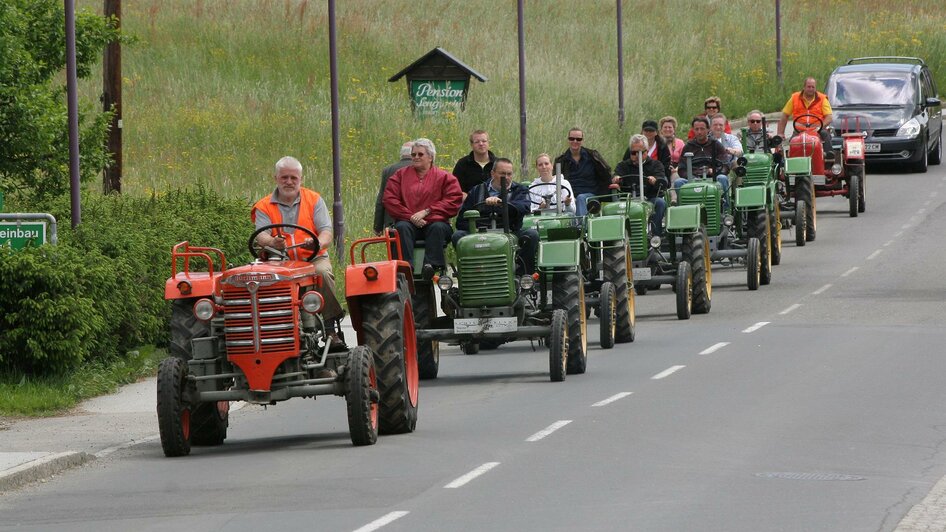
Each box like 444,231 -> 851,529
686,229 -> 711,314
554,272 -> 587,375
848,173 -> 859,218
747,237 -> 761,291
598,281 -> 616,349
753,211 -> 772,286
603,243 -> 635,343
346,345 -> 379,446
795,176 -> 816,241
157,357 -> 192,457
549,309 -> 568,382
794,200 -> 807,246
770,203 -> 782,266
675,261 -> 692,320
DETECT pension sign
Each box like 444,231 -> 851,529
0,222 -> 46,249
410,80 -> 467,116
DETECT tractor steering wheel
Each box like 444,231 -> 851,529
249,223 -> 320,262
793,113 -> 825,134
526,182 -> 573,207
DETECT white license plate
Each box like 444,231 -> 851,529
454,317 -> 517,334
812,174 -> 826,186
864,143 -> 881,152
632,267 -> 652,281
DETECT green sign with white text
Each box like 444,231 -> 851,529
0,222 -> 46,249
410,79 -> 467,116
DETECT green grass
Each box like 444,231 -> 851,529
0,346 -> 164,416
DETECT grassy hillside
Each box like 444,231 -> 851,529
78,0 -> 946,244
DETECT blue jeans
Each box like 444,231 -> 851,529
575,192 -> 597,217
674,175 -> 730,211
649,197 -> 666,236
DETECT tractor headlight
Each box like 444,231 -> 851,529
723,215 -> 735,227
650,236 -> 662,249
519,275 -> 535,291
193,298 -> 216,321
831,163 -> 843,175
301,291 -> 325,314
437,276 -> 454,290
897,118 -> 921,138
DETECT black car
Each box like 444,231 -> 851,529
825,57 -> 942,173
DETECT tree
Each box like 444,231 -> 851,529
0,0 -> 120,202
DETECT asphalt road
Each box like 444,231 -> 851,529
3,164 -> 946,532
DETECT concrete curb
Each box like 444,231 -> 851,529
0,451 -> 94,492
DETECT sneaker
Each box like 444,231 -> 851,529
327,332 -> 348,353
421,263 -> 435,281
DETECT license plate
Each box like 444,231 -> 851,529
812,175 -> 826,186
864,143 -> 881,152
454,317 -> 517,334
632,267 -> 652,281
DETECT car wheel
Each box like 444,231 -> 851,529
913,135 -> 929,173
930,126 -> 942,166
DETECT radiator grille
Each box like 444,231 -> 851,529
459,253 -> 511,306
222,284 -> 296,355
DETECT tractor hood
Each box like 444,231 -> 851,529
221,260 -> 317,287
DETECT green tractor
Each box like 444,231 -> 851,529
414,179 -> 588,382
677,151 -> 772,291
587,156 -> 711,320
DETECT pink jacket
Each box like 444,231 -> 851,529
383,165 -> 462,223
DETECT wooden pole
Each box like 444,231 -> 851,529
103,0 -> 122,193
65,0 -> 81,227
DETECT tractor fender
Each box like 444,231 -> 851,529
585,214 -> 626,243
345,261 -> 413,298
666,203 -> 702,232
164,272 -> 221,300
538,239 -> 581,270
735,184 -> 768,209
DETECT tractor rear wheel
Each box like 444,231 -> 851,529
553,272 -> 587,375
675,261 -> 692,320
848,173 -> 859,218
360,274 -> 419,435
411,283 -> 439,380
598,281 -> 616,349
770,203 -> 782,266
157,357 -> 191,457
346,345 -> 379,446
794,200 -> 807,246
686,229 -> 712,315
603,243 -> 635,343
753,211 -> 772,286
548,309 -> 568,382
747,237 -> 761,291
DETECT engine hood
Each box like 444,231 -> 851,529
833,105 -> 915,132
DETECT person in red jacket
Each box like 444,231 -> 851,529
383,138 -> 463,278
251,155 -> 346,350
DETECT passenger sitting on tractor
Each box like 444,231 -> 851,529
613,134 -> 668,235
252,155 -> 347,351
776,76 -> 834,157
383,137 -> 463,279
673,117 -> 731,209
744,109 -> 784,164
529,153 -> 575,213
453,158 -> 540,274
709,114 -> 743,165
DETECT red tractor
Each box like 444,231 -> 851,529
782,114 -> 867,242
158,225 -> 418,457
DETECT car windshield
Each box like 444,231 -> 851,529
827,71 -> 916,106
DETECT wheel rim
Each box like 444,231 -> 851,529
402,302 -> 419,407
703,238 -> 712,301
181,408 -> 191,441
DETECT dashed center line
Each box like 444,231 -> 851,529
592,392 -> 633,407
884,240 -> 894,247
779,304 -> 801,315
699,342 -> 730,355
353,511 -> 410,532
652,365 -> 686,380
742,322 -> 770,333
902,224 -> 912,229
445,462 -> 500,488
918,208 -> 926,214
867,249 -> 882,260
526,420 -> 572,442
894,231 -> 904,237
812,283 -> 832,295
842,267 -> 859,277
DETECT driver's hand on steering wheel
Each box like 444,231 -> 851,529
302,238 -> 318,251
563,196 -> 572,205
646,176 -> 657,185
270,235 -> 287,250
484,196 -> 502,206
611,176 -> 621,184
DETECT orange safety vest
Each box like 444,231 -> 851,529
251,188 -> 326,261
791,91 -> 828,132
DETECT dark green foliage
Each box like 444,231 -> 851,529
0,0 -> 122,201
1,188 -> 253,376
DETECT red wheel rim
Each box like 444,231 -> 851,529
402,302 -> 419,406
181,408 -> 191,441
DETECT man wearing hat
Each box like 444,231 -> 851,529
623,120 -> 672,178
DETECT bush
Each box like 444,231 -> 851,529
1,188 -> 254,376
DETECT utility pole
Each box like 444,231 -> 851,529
517,0 -> 528,177
616,0 -> 625,128
103,0 -> 122,193
65,0 -> 81,227
328,0 -> 345,262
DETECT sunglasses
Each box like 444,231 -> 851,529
410,152 -> 427,157
748,119 -> 762,123
705,105 -> 719,110
568,136 -> 583,141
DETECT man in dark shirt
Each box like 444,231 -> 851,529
613,134 -> 668,235
674,117 -> 731,209
373,141 -> 413,235
553,127 -> 611,216
453,158 -> 539,274
451,129 -> 496,198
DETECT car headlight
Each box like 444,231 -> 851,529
301,291 -> 325,314
897,118 -> 921,138
193,298 -> 217,321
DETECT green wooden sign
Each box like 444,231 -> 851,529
0,222 -> 46,249
410,79 -> 467,116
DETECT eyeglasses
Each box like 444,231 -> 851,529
748,119 -> 762,123
410,152 -> 426,158
568,136 -> 583,142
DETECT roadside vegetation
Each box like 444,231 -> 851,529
3,0 -> 945,415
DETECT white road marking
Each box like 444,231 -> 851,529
526,420 -> 573,442
902,224 -> 912,229
592,392 -> 633,407
924,200 -> 932,206
842,267 -> 859,277
779,304 -> 801,315
651,365 -> 686,380
894,231 -> 904,237
699,342 -> 730,355
867,249 -> 882,260
812,283 -> 833,295
932,191 -> 939,197
444,462 -> 501,488
353,511 -> 410,532
742,322 -> 770,333
918,208 -> 926,214
884,240 -> 894,247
